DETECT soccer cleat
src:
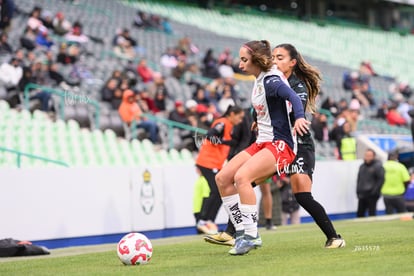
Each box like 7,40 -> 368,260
204,231 -> 235,246
250,235 -> 262,248
228,235 -> 258,255
325,234 -> 346,248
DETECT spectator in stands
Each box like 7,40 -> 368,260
346,99 -> 361,132
320,96 -> 339,117
185,99 -> 210,130
65,21 -> 89,46
0,57 -> 22,90
35,26 -> 54,50
336,120 -> 357,160
153,89 -> 166,114
112,28 -> 138,60
381,150 -> 410,214
202,48 -> 220,79
136,58 -> 155,83
40,10 -> 54,30
160,47 -> 178,74
168,100 -> 196,151
398,81 -> 412,99
56,43 -> 79,64
386,103 -> 406,126
343,71 -> 375,108
311,112 -> 329,142
0,32 -> 13,56
171,59 -> 187,80
218,47 -> 232,65
193,86 -> 210,108
376,100 -> 389,120
27,6 -> 43,32
18,65 -> 52,112
113,39 -> 136,60
52,12 -> 72,36
133,10 -> 151,29
356,149 -> 385,217
19,27 -> 37,51
0,0 -> 15,33
100,77 -> 120,109
217,84 -> 235,114
138,88 -> 158,113
161,17 -> 173,34
118,89 -> 160,144
177,35 -> 199,56
218,57 -> 235,79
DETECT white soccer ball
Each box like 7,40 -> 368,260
117,232 -> 153,265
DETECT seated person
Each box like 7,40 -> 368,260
118,89 -> 159,143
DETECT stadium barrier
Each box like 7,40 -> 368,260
0,159 -> 385,242
0,146 -> 69,168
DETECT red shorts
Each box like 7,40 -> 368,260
244,140 -> 296,175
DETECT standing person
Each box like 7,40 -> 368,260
381,150 -> 410,214
195,105 -> 245,234
356,149 -> 385,217
272,43 -> 345,248
215,40 -> 309,255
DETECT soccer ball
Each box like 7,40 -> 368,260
117,232 -> 153,265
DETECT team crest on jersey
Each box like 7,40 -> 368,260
254,84 -> 264,96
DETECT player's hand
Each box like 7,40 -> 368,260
293,118 -> 310,136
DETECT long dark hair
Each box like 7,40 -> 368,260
274,43 -> 321,114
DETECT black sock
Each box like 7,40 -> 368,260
224,218 -> 236,236
265,218 -> 272,226
294,192 -> 338,239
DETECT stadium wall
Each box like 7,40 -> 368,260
0,160 -> 384,246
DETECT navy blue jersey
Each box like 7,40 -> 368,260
251,67 -> 305,151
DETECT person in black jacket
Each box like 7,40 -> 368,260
356,149 -> 385,217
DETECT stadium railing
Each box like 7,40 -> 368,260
0,146 -> 69,168
23,83 -> 101,129
128,113 -> 208,149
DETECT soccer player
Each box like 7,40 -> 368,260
215,40 -> 309,255
206,43 -> 346,250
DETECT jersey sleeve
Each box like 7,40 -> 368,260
264,75 -> 305,119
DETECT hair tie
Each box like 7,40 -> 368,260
243,44 -> 253,52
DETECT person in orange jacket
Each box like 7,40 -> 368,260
118,89 -> 159,143
195,105 -> 245,234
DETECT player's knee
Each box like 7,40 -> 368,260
233,171 -> 250,188
215,170 -> 229,188
294,192 -> 313,205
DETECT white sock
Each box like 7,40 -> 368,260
222,194 -> 244,233
240,204 -> 258,238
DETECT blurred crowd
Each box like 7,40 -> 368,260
1,1 -> 413,156
0,2 -> 246,152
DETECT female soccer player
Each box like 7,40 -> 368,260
272,43 -> 345,248
195,105 -> 245,234
215,40 -> 309,255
